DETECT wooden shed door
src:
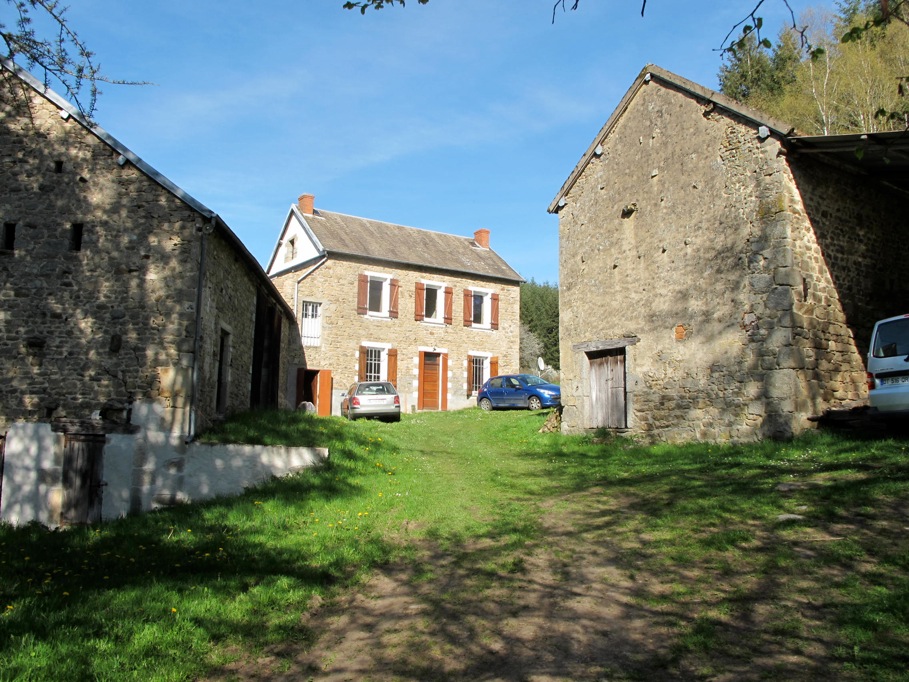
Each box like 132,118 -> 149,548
588,349 -> 627,429
61,434 -> 105,525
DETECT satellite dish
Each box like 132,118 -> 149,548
537,356 -> 546,371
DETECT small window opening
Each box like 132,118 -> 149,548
70,223 -> 84,252
54,160 -> 64,173
2,223 -> 15,251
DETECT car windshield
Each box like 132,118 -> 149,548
356,382 -> 395,395
872,317 -> 909,358
520,375 -> 548,386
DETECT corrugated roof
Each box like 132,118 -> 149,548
303,208 -> 524,283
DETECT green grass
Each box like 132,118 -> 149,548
2,410 -> 909,680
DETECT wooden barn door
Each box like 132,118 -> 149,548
61,433 -> 106,525
588,349 -> 627,429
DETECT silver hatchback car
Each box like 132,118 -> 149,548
341,381 -> 401,421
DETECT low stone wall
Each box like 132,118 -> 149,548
0,419 -> 328,528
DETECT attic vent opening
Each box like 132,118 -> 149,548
70,223 -> 84,252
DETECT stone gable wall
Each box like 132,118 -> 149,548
557,80 -> 893,442
271,257 -> 520,413
0,79 -> 302,434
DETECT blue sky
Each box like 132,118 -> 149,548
47,0 -> 814,283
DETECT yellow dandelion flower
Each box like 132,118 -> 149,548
171,608 -> 177,613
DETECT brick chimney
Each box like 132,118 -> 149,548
298,193 -> 315,215
473,228 -> 490,249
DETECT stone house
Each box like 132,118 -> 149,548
267,194 -> 523,415
0,60 -> 306,526
550,65 -> 909,442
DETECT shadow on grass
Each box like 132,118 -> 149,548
0,412 -> 403,679
319,427 -> 909,680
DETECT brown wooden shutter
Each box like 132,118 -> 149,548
389,279 -> 400,319
490,356 -> 499,378
441,354 -> 449,411
417,351 -> 426,411
358,345 -> 367,381
444,287 -> 453,325
356,274 -> 368,315
317,369 -> 333,417
491,293 -> 500,330
467,355 -> 475,397
463,289 -> 472,326
387,348 -> 398,387
414,282 -> 425,321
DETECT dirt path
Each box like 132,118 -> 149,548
208,484 -> 838,681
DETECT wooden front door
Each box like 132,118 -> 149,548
588,349 -> 627,429
418,352 -> 448,411
61,433 -> 105,525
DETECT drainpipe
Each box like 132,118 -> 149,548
294,256 -> 327,317
186,217 -> 214,443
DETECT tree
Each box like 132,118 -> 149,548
520,280 -> 559,370
1,0 -> 106,115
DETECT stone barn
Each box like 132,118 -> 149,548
0,60 -> 305,525
550,65 -> 909,442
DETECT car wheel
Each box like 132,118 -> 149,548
528,396 -> 542,411
479,398 -> 493,411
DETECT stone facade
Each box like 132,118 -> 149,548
273,256 -> 520,413
552,66 -> 908,442
0,63 -> 305,526
268,199 -> 522,414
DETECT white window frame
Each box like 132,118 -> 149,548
468,351 -> 492,396
471,287 -> 493,329
361,341 -> 392,381
421,280 -> 445,325
300,301 -> 322,347
366,271 -> 392,318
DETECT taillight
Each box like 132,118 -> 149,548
867,372 -> 875,391
351,397 -> 361,407
394,395 -> 400,406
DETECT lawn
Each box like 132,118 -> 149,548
2,409 -> 909,680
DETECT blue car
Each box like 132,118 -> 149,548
477,374 -> 561,411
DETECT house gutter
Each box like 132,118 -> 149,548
187,217 -> 215,443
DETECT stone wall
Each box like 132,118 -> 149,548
557,78 -> 896,442
272,257 -> 520,413
0,70 -> 305,525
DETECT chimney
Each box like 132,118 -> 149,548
298,193 -> 315,215
473,228 -> 490,249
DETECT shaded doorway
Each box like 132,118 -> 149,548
61,433 -> 105,525
297,368 -> 333,417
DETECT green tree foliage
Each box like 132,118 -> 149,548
718,2 -> 909,133
520,280 -> 559,370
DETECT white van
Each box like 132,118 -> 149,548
867,314 -> 909,417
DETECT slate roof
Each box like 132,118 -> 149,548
301,208 -> 523,283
